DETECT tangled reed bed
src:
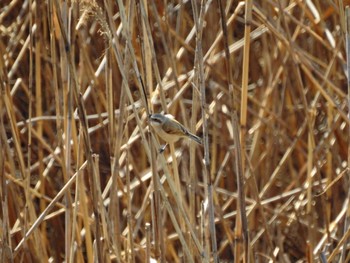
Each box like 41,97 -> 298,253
1,0 -> 350,262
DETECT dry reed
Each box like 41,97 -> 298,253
1,0 -> 350,262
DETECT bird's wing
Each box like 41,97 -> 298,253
162,120 -> 187,135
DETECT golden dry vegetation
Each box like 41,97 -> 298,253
1,0 -> 350,262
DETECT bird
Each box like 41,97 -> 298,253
149,113 -> 202,145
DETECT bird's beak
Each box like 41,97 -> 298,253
148,114 -> 153,123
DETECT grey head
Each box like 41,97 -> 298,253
149,113 -> 164,125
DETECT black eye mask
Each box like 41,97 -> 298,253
150,116 -> 162,124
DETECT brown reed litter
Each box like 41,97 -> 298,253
1,0 -> 350,262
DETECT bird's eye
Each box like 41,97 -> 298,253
152,118 -> 162,123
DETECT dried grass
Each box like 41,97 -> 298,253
1,0 -> 350,262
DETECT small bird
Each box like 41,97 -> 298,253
149,113 -> 202,145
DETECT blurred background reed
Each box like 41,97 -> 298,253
1,0 -> 350,262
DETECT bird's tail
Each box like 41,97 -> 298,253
187,132 -> 202,145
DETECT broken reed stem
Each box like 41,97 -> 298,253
13,161 -> 88,255
26,0 -> 34,256
191,0 -> 218,262
137,0 -> 167,113
217,0 -> 235,110
140,0 -> 153,108
217,0 -> 241,257
306,109 -> 316,262
236,0 -> 252,262
189,62 -> 200,261
232,112 -> 249,263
